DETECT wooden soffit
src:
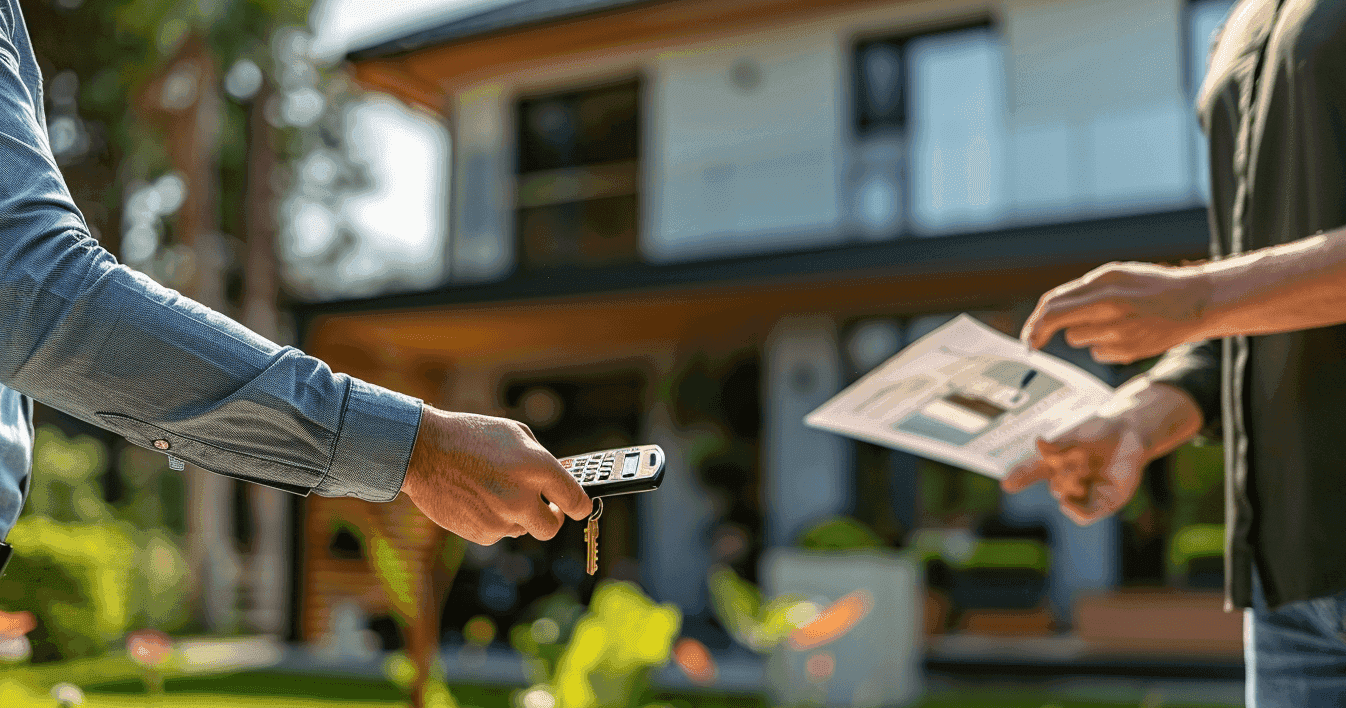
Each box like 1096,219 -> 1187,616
306,261 -> 1091,373
346,0 -> 921,110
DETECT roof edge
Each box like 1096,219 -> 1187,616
344,0 -> 666,63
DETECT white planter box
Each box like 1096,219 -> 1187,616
763,548 -> 923,707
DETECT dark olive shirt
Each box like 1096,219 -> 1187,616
1149,0 -> 1346,610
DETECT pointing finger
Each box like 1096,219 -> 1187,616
1023,295 -> 1123,350
1087,346 -> 1136,365
1064,324 -> 1121,348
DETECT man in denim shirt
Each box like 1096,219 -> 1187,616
0,2 -> 591,569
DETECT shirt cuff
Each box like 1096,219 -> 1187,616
315,378 -> 423,502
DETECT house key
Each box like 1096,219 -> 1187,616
584,498 -> 603,576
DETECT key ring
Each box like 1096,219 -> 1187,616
588,498 -> 603,522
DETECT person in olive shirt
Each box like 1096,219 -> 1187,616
1004,1 -> 1346,704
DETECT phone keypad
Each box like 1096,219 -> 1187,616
558,446 -> 664,501
565,451 -> 627,485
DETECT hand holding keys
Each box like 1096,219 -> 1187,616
556,445 -> 665,576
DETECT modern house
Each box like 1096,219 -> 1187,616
295,0 -> 1239,661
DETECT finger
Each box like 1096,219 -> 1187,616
1047,447 -> 1090,495
1089,346 -> 1145,365
1063,324 -> 1121,348
515,496 -> 565,541
1023,296 -> 1123,350
464,528 -> 507,546
1036,437 -> 1062,454
1002,459 -> 1052,493
1060,485 -> 1118,526
538,464 -> 593,520
1035,437 -> 1068,464
1050,471 -> 1092,502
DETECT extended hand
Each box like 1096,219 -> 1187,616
1021,262 -> 1213,363
400,407 -> 593,545
1001,414 -> 1147,526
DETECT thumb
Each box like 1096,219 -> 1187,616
1036,437 -> 1064,457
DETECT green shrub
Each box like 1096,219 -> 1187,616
0,517 -> 137,662
3,425 -> 192,662
510,582 -> 681,708
795,516 -> 884,551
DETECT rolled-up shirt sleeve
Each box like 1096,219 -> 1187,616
0,11 -> 420,502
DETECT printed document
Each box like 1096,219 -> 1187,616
806,314 -> 1114,479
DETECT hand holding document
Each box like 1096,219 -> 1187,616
806,315 -> 1114,479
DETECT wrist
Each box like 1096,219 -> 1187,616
1191,262 -> 1244,340
402,404 -> 438,499
1100,377 -> 1203,462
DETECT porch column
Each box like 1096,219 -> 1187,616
763,315 -> 851,547
640,358 -> 716,615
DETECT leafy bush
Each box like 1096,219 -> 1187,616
511,582 -> 681,708
0,426 -> 190,662
706,565 -> 808,653
795,516 -> 884,551
0,517 -> 136,662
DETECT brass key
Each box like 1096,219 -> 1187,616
584,498 -> 603,576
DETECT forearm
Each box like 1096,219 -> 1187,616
0,229 -> 422,501
1100,376 -> 1204,462
1199,229 -> 1346,338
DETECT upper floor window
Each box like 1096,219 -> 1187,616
850,22 -> 1006,237
515,80 -> 641,270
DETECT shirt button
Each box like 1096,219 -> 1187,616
153,439 -> 170,450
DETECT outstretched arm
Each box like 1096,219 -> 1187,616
0,6 -> 589,543
1021,231 -> 1346,363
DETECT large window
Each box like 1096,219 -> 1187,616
851,23 -> 1006,237
515,81 -> 641,270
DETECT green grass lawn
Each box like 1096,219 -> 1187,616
0,666 -> 1241,708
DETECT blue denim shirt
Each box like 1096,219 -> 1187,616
0,2 -> 423,540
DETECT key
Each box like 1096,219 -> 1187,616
584,498 -> 603,576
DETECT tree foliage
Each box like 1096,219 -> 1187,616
21,0 -> 326,307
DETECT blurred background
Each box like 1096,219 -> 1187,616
0,0 -> 1244,707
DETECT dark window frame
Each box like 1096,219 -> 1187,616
513,77 -> 644,272
851,17 -> 995,138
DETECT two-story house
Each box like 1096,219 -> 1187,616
293,0 -> 1236,658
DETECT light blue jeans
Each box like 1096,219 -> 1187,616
1246,570 -> 1346,707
